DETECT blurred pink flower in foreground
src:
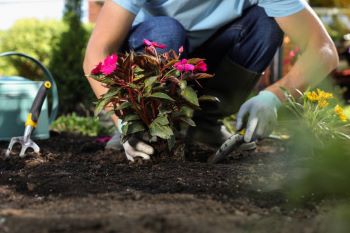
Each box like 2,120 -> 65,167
174,59 -> 195,72
143,39 -> 166,49
194,60 -> 207,72
95,136 -> 112,144
91,54 -> 118,75
101,54 -> 118,75
179,46 -> 184,54
91,62 -> 103,75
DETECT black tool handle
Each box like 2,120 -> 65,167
26,81 -> 52,126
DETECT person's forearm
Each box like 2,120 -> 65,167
83,0 -> 135,126
84,45 -> 121,126
266,42 -> 339,101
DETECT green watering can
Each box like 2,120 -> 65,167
0,52 -> 59,141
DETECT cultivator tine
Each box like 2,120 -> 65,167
5,81 -> 48,158
19,139 -> 40,158
19,145 -> 28,158
5,137 -> 22,157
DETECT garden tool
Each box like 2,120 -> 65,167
5,81 -> 52,158
0,51 -> 59,141
208,131 -> 245,164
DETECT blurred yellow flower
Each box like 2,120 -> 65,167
306,91 -> 319,102
306,89 -> 333,108
335,105 -> 347,122
318,100 -> 329,108
317,89 -> 333,100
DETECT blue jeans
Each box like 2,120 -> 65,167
122,6 -> 284,74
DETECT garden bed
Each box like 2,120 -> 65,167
0,133 -> 337,233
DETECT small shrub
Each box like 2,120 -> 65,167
0,19 -> 65,78
283,88 -> 350,143
281,88 -> 350,203
51,113 -> 112,136
89,41 -> 214,151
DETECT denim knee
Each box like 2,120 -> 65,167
128,16 -> 188,52
228,7 -> 284,73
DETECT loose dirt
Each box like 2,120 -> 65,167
0,133 -> 335,233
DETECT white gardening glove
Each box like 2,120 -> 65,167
236,90 -> 281,142
119,119 -> 154,162
123,135 -> 154,162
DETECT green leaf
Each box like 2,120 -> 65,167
198,95 -> 220,103
149,115 -> 174,139
145,76 -> 158,88
129,83 -> 138,89
123,121 -> 146,135
149,92 -> 175,101
123,114 -> 140,121
133,66 -> 145,81
95,97 -> 112,116
154,114 -> 169,125
179,80 -> 187,90
137,95 -> 141,103
134,66 -> 144,73
121,123 -> 128,135
180,117 -> 196,127
116,102 -> 132,110
102,87 -> 121,99
167,135 -> 176,150
181,86 -> 199,106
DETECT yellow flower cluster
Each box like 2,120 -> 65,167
306,89 -> 334,108
334,105 -> 347,122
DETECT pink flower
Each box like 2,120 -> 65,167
91,62 -> 102,75
194,60 -> 207,72
174,59 -> 195,72
143,39 -> 166,49
101,54 -> 118,75
95,136 -> 112,144
179,46 -> 184,54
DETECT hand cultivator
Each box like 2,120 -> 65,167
208,133 -> 245,164
6,81 -> 52,158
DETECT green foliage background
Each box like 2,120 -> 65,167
0,19 -> 65,78
51,113 -> 113,136
0,0 -> 94,114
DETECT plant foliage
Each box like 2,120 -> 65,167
283,88 -> 350,144
51,113 -> 112,136
89,42 -> 214,149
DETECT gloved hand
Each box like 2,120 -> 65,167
106,119 -> 154,162
236,90 -> 281,142
123,135 -> 154,162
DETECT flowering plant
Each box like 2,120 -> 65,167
283,88 -> 350,142
88,40 -> 214,150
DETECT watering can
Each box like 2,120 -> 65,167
0,52 -> 59,141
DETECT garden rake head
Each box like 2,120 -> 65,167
5,81 -> 51,158
6,126 -> 40,158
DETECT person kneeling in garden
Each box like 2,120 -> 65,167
83,0 -> 338,161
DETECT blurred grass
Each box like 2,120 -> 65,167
51,113 -> 113,137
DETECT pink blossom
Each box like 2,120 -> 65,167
174,59 -> 195,72
91,62 -> 102,75
143,39 -> 153,47
179,46 -> 184,54
143,39 -> 166,49
101,54 -> 118,75
95,136 -> 112,144
194,60 -> 207,72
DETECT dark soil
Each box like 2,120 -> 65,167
0,133 -> 334,233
